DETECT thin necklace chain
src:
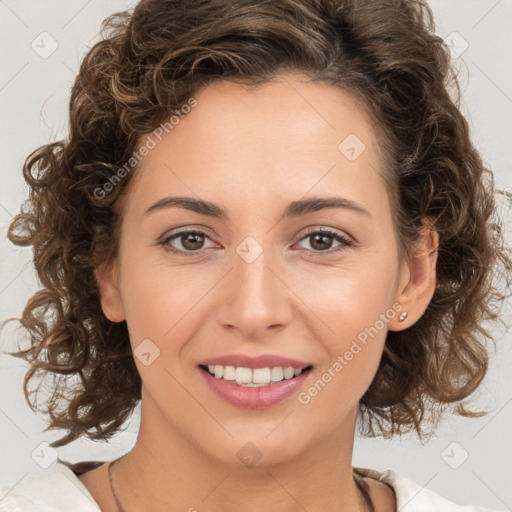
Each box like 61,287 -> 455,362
107,457 -> 374,512
108,458 -> 126,512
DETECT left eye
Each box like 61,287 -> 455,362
295,229 -> 354,253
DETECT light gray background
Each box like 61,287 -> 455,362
1,0 -> 511,509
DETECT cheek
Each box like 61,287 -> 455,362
290,251 -> 398,337
118,253 -> 221,351
295,277 -> 392,415
289,256 -> 398,399
118,259 -> 215,402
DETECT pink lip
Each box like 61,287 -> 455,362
199,366 -> 313,409
198,353 -> 311,370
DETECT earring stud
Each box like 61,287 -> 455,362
398,311 -> 408,322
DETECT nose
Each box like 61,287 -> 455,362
215,245 -> 293,340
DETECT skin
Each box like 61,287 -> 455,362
79,73 -> 438,512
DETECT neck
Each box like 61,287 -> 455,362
112,387 -> 368,512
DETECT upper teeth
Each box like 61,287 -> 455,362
207,365 -> 303,386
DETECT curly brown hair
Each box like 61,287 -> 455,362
5,0 -> 511,449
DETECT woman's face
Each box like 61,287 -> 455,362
98,74 -> 421,467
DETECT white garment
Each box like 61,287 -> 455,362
0,462 -> 501,511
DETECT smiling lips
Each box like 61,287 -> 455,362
198,353 -> 314,408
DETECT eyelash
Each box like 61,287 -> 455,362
159,227 -> 355,257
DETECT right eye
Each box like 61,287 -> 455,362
160,229 -> 217,255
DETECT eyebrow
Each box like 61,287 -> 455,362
144,196 -> 371,219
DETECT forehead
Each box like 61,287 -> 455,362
176,75 -> 377,156
121,74 -> 390,220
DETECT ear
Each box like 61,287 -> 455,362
94,259 -> 126,322
388,221 -> 439,331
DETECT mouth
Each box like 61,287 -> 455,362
198,364 -> 314,387
198,362 -> 314,409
